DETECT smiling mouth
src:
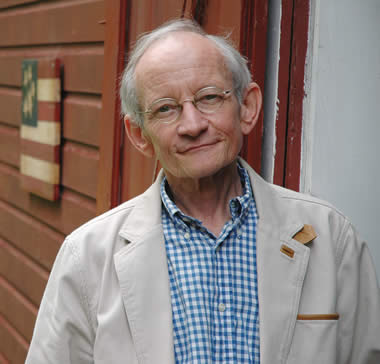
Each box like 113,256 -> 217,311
180,142 -> 218,153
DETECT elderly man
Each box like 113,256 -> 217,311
26,19 -> 380,364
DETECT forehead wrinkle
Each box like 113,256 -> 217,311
135,32 -> 232,107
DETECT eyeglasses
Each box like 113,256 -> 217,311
140,86 -> 232,125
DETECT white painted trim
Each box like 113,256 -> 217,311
261,0 -> 282,183
300,0 -> 320,194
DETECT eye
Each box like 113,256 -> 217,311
156,104 -> 174,114
197,92 -> 222,105
150,99 -> 178,120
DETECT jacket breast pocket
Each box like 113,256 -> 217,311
286,315 -> 339,364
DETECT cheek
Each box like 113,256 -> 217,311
146,131 -> 172,159
225,120 -> 244,154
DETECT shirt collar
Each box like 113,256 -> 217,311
160,162 -> 254,224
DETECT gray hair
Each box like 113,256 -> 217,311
120,18 -> 252,128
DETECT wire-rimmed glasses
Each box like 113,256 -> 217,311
140,86 -> 232,125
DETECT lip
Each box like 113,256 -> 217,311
179,142 -> 219,153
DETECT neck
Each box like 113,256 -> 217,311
165,161 -> 242,236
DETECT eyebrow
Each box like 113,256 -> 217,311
148,85 -> 222,104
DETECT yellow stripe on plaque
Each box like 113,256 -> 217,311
37,79 -> 61,102
20,121 -> 60,146
20,154 -> 60,184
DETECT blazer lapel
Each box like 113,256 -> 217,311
114,174 -> 175,364
242,160 -> 312,364
256,221 -> 310,364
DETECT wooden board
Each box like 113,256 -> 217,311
0,163 -> 96,236
120,142 -> 157,202
63,94 -> 101,147
0,314 -> 28,364
0,46 -> 104,94
62,141 -> 99,199
0,276 -> 37,342
0,0 -> 37,10
63,50 -> 104,94
0,200 -> 64,270
203,0 -> 242,46
0,0 -> 105,46
0,87 -> 20,127
0,237 -> 49,307
0,124 -> 19,167
0,350 -> 10,364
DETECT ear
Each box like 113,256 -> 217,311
124,116 -> 155,158
239,82 -> 262,136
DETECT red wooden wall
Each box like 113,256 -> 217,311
0,0 -> 105,362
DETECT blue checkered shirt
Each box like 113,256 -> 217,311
161,164 -> 260,363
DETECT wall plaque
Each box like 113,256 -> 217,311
20,58 -> 62,201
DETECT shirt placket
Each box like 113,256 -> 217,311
213,222 -> 237,363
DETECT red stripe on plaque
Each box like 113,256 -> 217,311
38,101 -> 61,122
20,139 -> 60,163
20,174 -> 59,201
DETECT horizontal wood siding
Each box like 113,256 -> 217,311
0,0 -> 105,361
0,0 -> 104,46
0,87 -> 20,127
0,276 -> 38,342
0,314 -> 28,364
0,124 -> 19,167
0,46 -> 104,92
0,0 -> 38,10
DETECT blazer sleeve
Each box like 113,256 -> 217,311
336,220 -> 380,364
25,237 -> 95,364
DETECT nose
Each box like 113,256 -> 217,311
177,101 -> 208,137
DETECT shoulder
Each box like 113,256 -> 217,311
242,156 -> 347,224
273,183 -> 344,215
274,183 -> 349,225
71,176 -> 162,238
69,194 -> 139,244
242,158 -> 353,248
269,182 -> 362,263
63,179 -> 162,263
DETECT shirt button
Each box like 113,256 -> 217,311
218,303 -> 226,312
184,232 -> 190,239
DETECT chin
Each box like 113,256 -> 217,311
180,158 -> 236,180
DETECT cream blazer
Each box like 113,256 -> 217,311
26,159 -> 380,364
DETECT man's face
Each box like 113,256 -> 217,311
133,32 -> 251,184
